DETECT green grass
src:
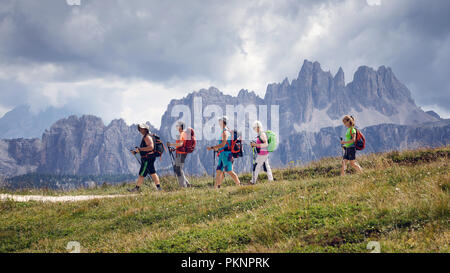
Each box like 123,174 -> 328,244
0,147 -> 449,253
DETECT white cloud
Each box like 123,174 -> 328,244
422,105 -> 450,119
62,13 -> 105,56
367,0 -> 381,6
0,0 -> 449,127
0,105 -> 10,118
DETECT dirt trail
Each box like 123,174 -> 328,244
0,193 -> 137,203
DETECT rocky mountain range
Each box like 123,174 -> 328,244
265,60 -> 438,134
0,60 -> 448,183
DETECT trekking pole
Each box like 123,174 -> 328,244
213,150 -> 216,187
252,145 -> 256,184
166,142 -> 177,176
130,148 -> 152,186
340,137 -> 344,158
167,144 -> 176,166
133,153 -> 141,165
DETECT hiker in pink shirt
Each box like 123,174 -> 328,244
250,121 -> 274,184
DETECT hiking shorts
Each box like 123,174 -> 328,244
139,155 -> 156,177
217,151 -> 233,172
343,146 -> 356,161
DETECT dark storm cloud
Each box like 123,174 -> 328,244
254,0 -> 450,112
0,0 -> 335,82
0,0 -> 248,82
378,0 -> 450,108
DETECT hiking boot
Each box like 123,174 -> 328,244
128,186 -> 141,193
156,184 -> 162,191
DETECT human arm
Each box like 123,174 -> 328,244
251,133 -> 268,148
207,130 -> 228,151
137,135 -> 154,152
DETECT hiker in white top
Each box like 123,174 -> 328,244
250,121 -> 274,184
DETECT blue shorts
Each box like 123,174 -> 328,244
217,151 -> 233,172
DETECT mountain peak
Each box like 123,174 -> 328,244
297,59 -> 327,80
312,61 -> 322,71
334,67 -> 345,86
237,89 -> 260,99
237,89 -> 250,97
108,118 -> 128,128
298,59 -> 314,76
377,65 -> 391,73
50,115 -> 104,130
354,65 -> 374,77
190,86 -> 223,98
426,110 -> 442,120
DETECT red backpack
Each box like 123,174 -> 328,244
177,128 -> 196,154
228,130 -> 243,158
354,128 -> 366,151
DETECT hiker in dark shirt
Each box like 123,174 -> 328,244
128,123 -> 162,192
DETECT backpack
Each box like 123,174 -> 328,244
150,133 -> 165,157
353,128 -> 366,151
265,130 -> 277,152
177,128 -> 196,154
225,130 -> 243,158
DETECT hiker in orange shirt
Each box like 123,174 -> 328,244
167,121 -> 191,188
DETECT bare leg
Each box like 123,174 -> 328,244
350,160 -> 363,173
227,171 -> 241,186
136,175 -> 145,187
150,173 -> 161,186
341,160 -> 348,176
215,170 -> 224,188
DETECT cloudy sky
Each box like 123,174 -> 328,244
0,0 -> 449,127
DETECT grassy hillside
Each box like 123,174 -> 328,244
0,147 -> 449,253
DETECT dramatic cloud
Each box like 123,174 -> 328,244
0,0 -> 449,126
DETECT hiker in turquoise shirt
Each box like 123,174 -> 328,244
207,116 -> 241,189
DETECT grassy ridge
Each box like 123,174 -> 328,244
0,147 -> 449,253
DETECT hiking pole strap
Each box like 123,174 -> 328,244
132,152 -> 141,165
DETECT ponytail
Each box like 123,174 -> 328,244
350,116 -> 355,126
343,115 -> 356,127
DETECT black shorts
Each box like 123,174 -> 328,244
139,155 -> 156,177
343,146 -> 356,161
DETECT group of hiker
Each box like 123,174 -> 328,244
128,114 -> 365,192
